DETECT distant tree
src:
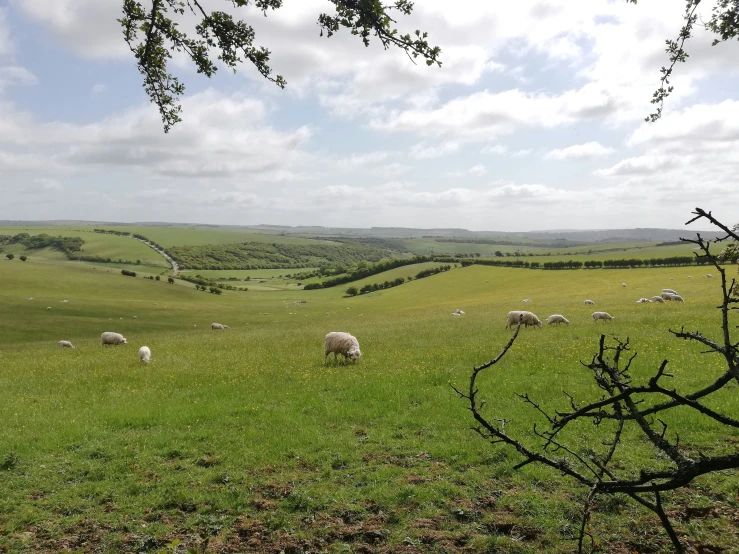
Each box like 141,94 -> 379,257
5,253 -> 13,260
345,286 -> 359,297
119,0 -> 441,132
167,277 -> 174,284
136,259 -> 141,265
155,275 -> 160,280
494,251 -> 503,258
474,253 -> 481,258
19,255 -> 27,261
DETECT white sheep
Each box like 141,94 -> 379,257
546,314 -> 569,325
662,289 -> 678,295
453,309 -> 465,315
622,283 -> 627,287
592,312 -> 614,322
46,307 -> 51,310
706,274 -> 713,278
506,310 -> 542,329
636,298 -> 652,303
138,346 -> 151,364
671,294 -> 685,302
61,300 -> 68,303
688,276 -> 692,279
451,312 -> 461,316
652,296 -> 665,303
584,300 -> 595,305
661,292 -> 675,301
211,323 -> 229,330
28,297 -> 33,301
324,332 -> 361,364
101,332 -> 127,346
58,340 -> 75,348
133,316 -> 137,319
522,298 -> 531,303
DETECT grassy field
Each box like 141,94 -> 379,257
179,269 -> 318,280
0,256 -> 737,553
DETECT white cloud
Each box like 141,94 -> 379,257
448,164 -> 486,177
409,141 -> 460,159
511,149 -> 532,158
545,141 -> 614,161
482,144 -> 507,155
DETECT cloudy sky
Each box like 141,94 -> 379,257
1,1 -> 738,231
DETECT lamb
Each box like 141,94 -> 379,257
546,314 -> 569,325
138,346 -> 151,364
101,332 -> 127,346
622,283 -> 627,287
671,294 -> 684,302
662,288 -> 678,295
506,310 -> 542,329
636,298 -> 652,303
592,311 -> 614,322
451,312 -> 461,316
58,340 -> 75,348
522,298 -> 531,303
453,309 -> 465,315
652,296 -> 665,303
584,300 -> 595,305
211,323 -> 229,330
706,274 -> 713,278
324,332 -> 361,364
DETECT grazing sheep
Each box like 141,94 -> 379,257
592,312 -> 614,322
671,294 -> 685,302
451,312 -> 461,316
706,274 -> 713,278
661,292 -> 675,301
670,278 -> 674,280
688,276 -> 692,279
138,346 -> 151,364
101,332 -> 127,346
46,307 -> 51,310
133,316 -> 137,319
584,300 -> 595,305
662,289 -> 678,295
58,340 -> 75,348
636,298 -> 652,303
652,296 -> 665,303
211,323 -> 229,330
622,283 -> 627,287
546,314 -> 569,325
324,332 -> 361,364
61,300 -> 68,303
522,298 -> 531,303
506,310 -> 542,329
453,309 -> 465,315
28,297 -> 33,301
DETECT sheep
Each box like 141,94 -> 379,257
61,300 -> 68,303
58,340 -> 75,348
324,332 -> 361,364
133,316 -> 137,319
661,292 -> 675,301
28,297 -> 33,301
652,296 -> 665,303
584,300 -> 595,305
546,314 -> 569,325
671,294 -> 684,302
706,274 -> 713,278
46,307 -> 51,310
101,332 -> 127,346
138,346 -> 151,364
662,289 -> 678,295
670,278 -> 674,280
622,283 -> 627,287
453,309 -> 465,315
506,310 -> 542,329
211,323 -> 229,330
688,276 -> 692,279
592,312 -> 614,322
522,298 -> 531,303
636,298 -> 652,303
451,312 -> 461,316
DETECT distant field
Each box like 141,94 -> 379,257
1,229 -> 737,553
180,268 -> 318,280
104,226 -> 338,248
0,226 -> 168,267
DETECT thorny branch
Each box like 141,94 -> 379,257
454,207 -> 739,553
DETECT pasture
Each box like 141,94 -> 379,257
0,256 -> 737,553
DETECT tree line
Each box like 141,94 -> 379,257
460,255 -> 711,270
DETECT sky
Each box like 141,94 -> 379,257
1,0 -> 738,231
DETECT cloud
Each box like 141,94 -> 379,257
409,141 -> 460,159
90,83 -> 107,95
448,164 -> 486,177
482,144 -> 507,155
545,141 -> 614,161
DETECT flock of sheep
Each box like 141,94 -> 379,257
499,282 -> 688,329
57,321 -> 362,366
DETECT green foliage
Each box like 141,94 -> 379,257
345,286 -> 359,297
167,277 -> 175,284
310,256 -> 435,289
5,253 -> 13,260
121,269 -> 137,277
155,275 -> 161,281
0,233 -> 83,256
19,255 -> 27,262
119,0 -> 440,132
167,241 -> 399,271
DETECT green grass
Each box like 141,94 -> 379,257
0,257 -> 737,553
179,268 -> 318,280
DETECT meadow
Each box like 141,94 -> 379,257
0,241 -> 737,553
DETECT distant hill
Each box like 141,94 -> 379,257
0,220 -> 718,243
